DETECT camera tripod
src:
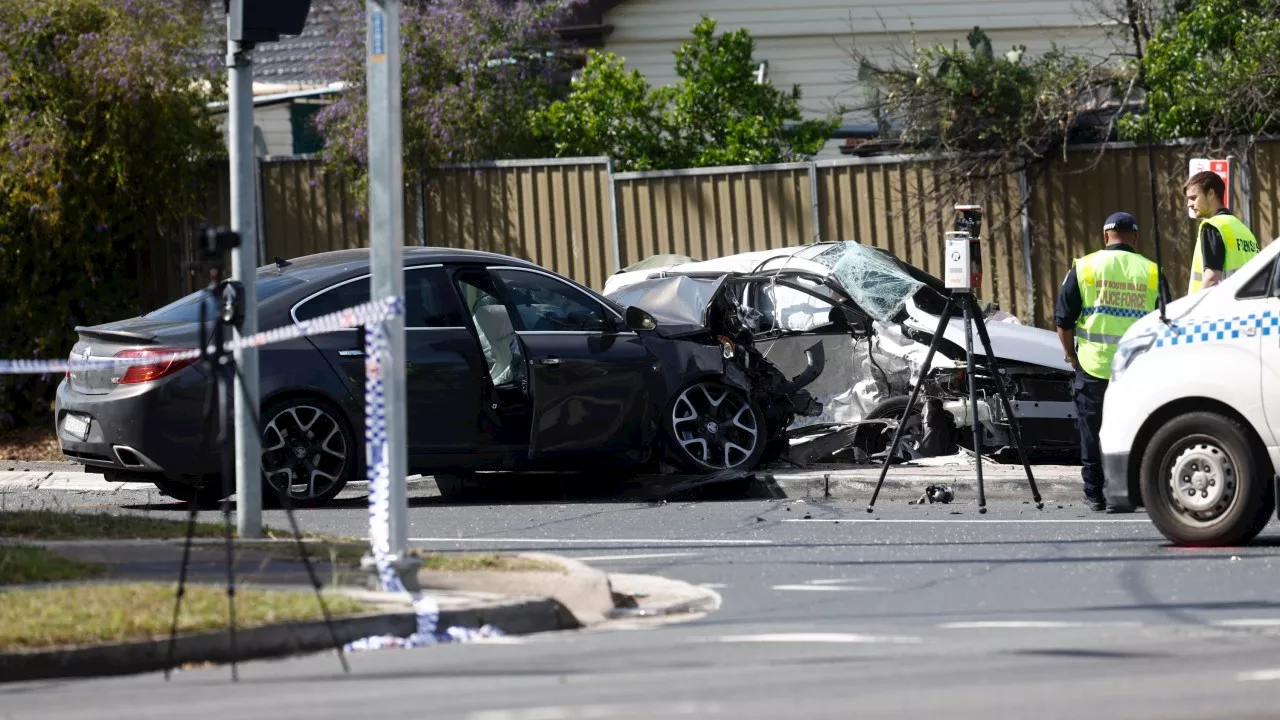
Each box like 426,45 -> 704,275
163,229 -> 349,681
866,289 -> 1044,514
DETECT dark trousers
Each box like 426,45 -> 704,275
1072,369 -> 1108,501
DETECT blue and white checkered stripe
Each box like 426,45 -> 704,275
1080,305 -> 1149,319
0,296 -> 405,375
1155,310 -> 1280,347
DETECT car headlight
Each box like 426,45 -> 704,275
1110,331 -> 1158,383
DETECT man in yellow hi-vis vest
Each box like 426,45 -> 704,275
1184,170 -> 1260,294
1056,212 -> 1169,512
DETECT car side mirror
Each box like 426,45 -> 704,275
625,306 -> 657,331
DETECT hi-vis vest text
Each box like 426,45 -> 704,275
1075,249 -> 1160,380
1188,214 -> 1260,294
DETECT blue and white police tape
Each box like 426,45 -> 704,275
345,320 -> 503,651
0,295 -> 406,376
0,290 -> 497,647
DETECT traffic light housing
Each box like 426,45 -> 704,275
226,0 -> 312,44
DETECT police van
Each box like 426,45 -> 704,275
1101,235 -> 1280,546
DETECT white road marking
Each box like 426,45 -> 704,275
467,703 -> 724,720
406,538 -> 773,546
781,518 -> 1152,524
938,621 -> 1141,629
809,578 -> 871,585
699,583 -> 729,590
572,552 -> 700,562
1213,619 -> 1280,628
715,633 -> 921,645
771,584 -> 886,592
1237,669 -> 1280,682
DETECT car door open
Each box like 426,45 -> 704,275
487,266 -> 654,459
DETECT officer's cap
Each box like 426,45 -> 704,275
1103,212 -> 1138,232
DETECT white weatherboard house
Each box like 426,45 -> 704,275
592,0 -> 1119,157
202,0 -> 1120,159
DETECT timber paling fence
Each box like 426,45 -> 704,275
148,139 -> 1280,329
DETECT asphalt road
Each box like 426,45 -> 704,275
7,480 -> 1280,719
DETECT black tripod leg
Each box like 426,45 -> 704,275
971,304 -> 1044,509
165,289 -> 216,681
218,358 -> 239,682
961,296 -> 987,514
231,364 -> 350,673
868,297 -> 956,513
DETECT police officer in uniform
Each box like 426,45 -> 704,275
1056,212 -> 1168,512
1184,170 -> 1261,294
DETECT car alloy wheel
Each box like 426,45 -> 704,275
670,381 -> 762,471
260,401 -> 352,507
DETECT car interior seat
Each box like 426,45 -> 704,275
472,303 -> 518,387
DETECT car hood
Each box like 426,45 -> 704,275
903,300 -> 1071,371
605,274 -> 730,337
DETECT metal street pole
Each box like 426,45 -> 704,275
366,0 -> 409,561
227,0 -> 262,538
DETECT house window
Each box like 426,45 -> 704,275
290,101 -> 326,155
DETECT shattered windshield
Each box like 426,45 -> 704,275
813,241 -> 926,322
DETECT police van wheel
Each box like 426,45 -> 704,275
1140,412 -> 1274,547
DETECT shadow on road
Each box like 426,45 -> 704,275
116,470 -> 791,513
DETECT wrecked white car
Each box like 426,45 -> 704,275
603,241 -> 1080,464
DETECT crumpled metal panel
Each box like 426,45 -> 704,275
606,275 -> 728,337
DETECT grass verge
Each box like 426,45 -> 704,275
0,546 -> 105,584
0,510 -> 228,540
0,582 -> 372,652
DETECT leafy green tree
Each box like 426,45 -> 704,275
315,0 -> 577,190
1118,0 -> 1280,142
530,52 -> 675,171
853,27 -> 1108,168
0,0 -> 221,429
532,16 -> 840,171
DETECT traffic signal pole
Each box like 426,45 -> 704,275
227,0 -> 262,538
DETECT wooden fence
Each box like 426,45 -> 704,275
155,140 -> 1280,329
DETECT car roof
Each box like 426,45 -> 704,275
261,246 -> 540,275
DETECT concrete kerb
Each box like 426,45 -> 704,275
0,604 -> 417,684
756,461 -> 1083,502
414,552 -> 618,628
0,547 -> 706,684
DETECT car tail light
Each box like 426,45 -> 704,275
113,348 -> 197,384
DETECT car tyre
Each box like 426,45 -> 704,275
664,380 -> 766,474
259,396 -> 356,509
864,396 -> 922,461
1139,411 -> 1274,547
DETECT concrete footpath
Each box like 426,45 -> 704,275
0,540 -> 718,683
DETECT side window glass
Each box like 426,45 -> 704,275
492,269 -> 611,332
405,267 -> 466,328
295,276 -> 370,322
1237,258 -> 1275,300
